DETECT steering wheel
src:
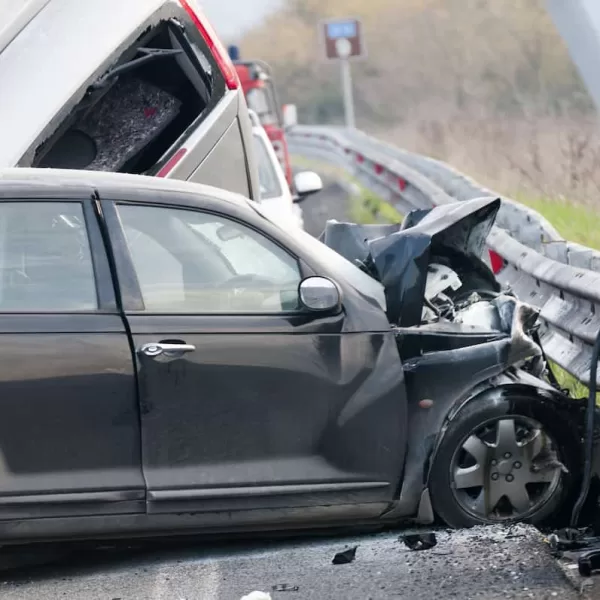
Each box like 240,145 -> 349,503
216,274 -> 277,289
216,273 -> 283,309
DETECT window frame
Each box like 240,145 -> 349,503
103,199 -> 310,316
0,197 -> 116,314
22,14 -> 227,175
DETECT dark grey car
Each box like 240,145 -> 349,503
0,168 -> 585,548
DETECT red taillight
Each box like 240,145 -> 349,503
179,0 -> 240,90
157,148 -> 187,177
488,249 -> 505,274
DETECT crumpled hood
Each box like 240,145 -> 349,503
320,197 -> 501,326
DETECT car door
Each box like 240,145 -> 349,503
0,197 -> 144,521
102,197 -> 406,520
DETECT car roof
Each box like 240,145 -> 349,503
0,168 -> 252,209
0,0 -> 179,168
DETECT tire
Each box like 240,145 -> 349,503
429,391 -> 581,528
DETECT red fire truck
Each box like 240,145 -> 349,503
228,46 -> 293,187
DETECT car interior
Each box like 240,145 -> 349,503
31,19 -> 217,176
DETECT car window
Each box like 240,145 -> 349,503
17,15 -> 223,174
249,201 -> 388,312
117,204 -> 302,313
246,88 -> 277,126
253,133 -> 283,200
0,202 -> 97,311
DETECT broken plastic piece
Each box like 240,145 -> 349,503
400,532 -> 437,551
579,548 -> 600,577
271,583 -> 299,592
547,528 -> 598,552
332,545 -> 358,564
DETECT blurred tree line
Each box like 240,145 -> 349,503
241,0 -> 600,206
240,0 -> 592,125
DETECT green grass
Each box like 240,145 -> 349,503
514,194 -> 600,250
549,362 -> 592,400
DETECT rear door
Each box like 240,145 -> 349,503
103,197 -> 405,520
0,196 -> 144,520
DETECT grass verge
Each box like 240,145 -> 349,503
515,194 -> 600,251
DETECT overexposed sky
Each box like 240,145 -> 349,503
0,0 -> 283,45
200,0 -> 283,42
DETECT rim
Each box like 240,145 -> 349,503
450,415 -> 563,522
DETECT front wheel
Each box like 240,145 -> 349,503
429,392 -> 581,528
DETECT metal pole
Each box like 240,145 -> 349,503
340,58 -> 356,129
546,0 -> 600,115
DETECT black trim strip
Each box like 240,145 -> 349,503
149,481 -> 390,502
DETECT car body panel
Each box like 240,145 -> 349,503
98,191 -> 406,518
0,169 -> 406,542
250,112 -> 304,230
0,194 -> 145,523
0,0 -> 260,200
0,169 -> 560,544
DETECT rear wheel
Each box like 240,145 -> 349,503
429,392 -> 580,528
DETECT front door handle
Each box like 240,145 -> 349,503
139,342 -> 196,358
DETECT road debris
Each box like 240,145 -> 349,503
579,549 -> 600,577
332,545 -> 358,565
271,583 -> 299,592
547,528 -> 600,552
400,532 -> 438,551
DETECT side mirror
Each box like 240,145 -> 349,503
293,171 -> 323,203
298,276 -> 341,312
282,103 -> 298,129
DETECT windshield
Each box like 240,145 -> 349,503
253,133 -> 283,200
248,202 -> 387,310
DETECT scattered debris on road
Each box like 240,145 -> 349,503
272,583 -> 300,592
400,532 -> 438,551
332,545 -> 358,565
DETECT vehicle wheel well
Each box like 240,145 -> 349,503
423,382 -> 583,527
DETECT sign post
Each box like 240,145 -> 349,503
320,18 -> 365,129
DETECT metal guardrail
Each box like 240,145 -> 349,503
287,125 -> 600,388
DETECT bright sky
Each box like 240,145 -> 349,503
200,0 -> 283,42
0,0 -> 283,45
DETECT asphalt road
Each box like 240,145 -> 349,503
298,174 -> 356,237
0,178 -> 583,600
0,525 -> 578,599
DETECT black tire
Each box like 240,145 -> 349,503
429,391 -> 581,529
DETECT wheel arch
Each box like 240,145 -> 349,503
418,370 -> 585,524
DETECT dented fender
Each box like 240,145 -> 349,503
418,369 -> 586,523
382,366 -> 586,524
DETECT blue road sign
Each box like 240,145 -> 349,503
326,20 -> 357,40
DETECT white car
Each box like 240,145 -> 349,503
248,110 -> 322,230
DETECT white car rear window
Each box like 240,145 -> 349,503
252,133 -> 283,200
